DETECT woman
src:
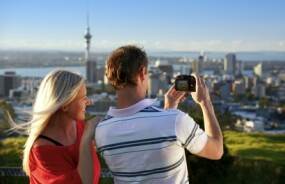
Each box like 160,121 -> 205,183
12,69 -> 101,184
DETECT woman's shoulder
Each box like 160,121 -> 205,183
33,138 -> 56,148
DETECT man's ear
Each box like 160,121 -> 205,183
139,67 -> 147,80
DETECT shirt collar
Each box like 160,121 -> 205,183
108,98 -> 157,117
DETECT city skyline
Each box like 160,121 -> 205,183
1,0 -> 285,52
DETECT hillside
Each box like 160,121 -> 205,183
0,131 -> 284,183
223,130 -> 285,165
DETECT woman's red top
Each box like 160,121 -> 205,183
29,120 -> 101,184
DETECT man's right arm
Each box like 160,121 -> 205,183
190,74 -> 223,160
195,100 -> 223,159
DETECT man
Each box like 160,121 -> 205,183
95,45 -> 223,184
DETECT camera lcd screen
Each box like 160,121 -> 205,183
176,80 -> 189,91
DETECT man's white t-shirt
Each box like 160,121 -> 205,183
95,99 -> 208,184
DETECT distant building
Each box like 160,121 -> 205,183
232,80 -> 245,95
9,89 -> 23,100
193,53 -> 204,75
252,76 -> 261,88
278,85 -> 285,99
86,60 -> 97,83
0,71 -> 21,97
233,109 -> 265,132
155,60 -> 174,84
254,62 -> 263,78
235,118 -> 264,132
236,60 -> 243,76
88,98 -> 116,113
266,76 -> 280,87
204,77 -> 213,91
222,74 -> 235,82
148,68 -> 168,98
224,53 -> 236,75
244,76 -> 252,91
86,94 -> 116,114
253,83 -> 266,98
221,82 -> 231,100
212,80 -> 222,94
173,64 -> 191,76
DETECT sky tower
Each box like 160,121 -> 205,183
85,11 -> 97,83
84,11 -> 92,61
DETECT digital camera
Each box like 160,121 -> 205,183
175,75 -> 196,92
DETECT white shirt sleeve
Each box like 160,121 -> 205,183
175,110 -> 208,154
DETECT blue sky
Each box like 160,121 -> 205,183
1,0 -> 285,52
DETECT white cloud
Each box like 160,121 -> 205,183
0,39 -> 83,50
279,41 -> 285,48
1,39 -> 285,52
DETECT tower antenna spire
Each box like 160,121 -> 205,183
84,0 -> 97,84
84,5 -> 92,62
87,9 -> 89,28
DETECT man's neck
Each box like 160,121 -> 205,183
116,86 -> 146,109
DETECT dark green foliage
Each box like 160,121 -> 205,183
259,97 -> 270,108
0,176 -> 29,184
186,144 -> 234,184
0,100 -> 15,137
0,137 -> 25,167
99,178 -> 114,184
226,158 -> 285,184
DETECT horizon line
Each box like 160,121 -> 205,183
1,48 -> 285,54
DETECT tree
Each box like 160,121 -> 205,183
245,92 -> 256,101
0,100 -> 15,137
259,98 -> 269,108
186,144 -> 234,184
182,101 -> 235,183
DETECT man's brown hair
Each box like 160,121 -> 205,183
106,45 -> 148,90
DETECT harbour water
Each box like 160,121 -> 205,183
0,66 -> 255,79
149,51 -> 285,61
1,51 -> 284,78
0,66 -> 86,78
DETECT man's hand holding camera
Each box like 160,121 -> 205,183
173,73 -> 212,106
190,73 -> 212,107
164,85 -> 186,109
165,73 -> 212,109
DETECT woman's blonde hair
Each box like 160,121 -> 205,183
11,69 -> 84,176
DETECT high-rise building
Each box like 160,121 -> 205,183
253,76 -> 261,87
224,53 -> 236,75
254,83 -> 266,98
86,60 -> 97,83
147,68 -> 168,98
221,82 -> 231,100
236,60 -> 243,76
84,12 -> 97,83
254,62 -> 263,78
0,71 -> 21,97
244,76 -> 253,90
155,59 -> 174,84
193,53 -> 204,75
232,80 -> 245,95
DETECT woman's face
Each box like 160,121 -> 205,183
67,84 -> 90,121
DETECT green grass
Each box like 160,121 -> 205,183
224,130 -> 285,165
0,137 -> 26,167
1,131 -> 285,184
2,132 -> 285,166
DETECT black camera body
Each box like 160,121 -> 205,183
175,75 -> 196,92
